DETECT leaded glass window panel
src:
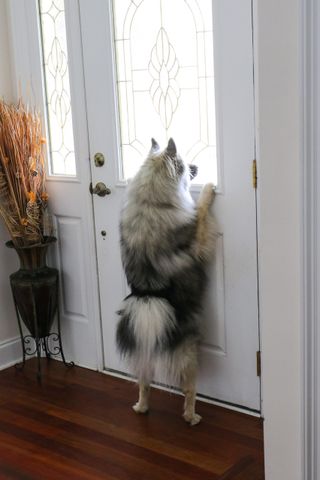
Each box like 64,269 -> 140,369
39,0 -> 76,176
112,0 -> 218,184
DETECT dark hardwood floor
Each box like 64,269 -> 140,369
0,359 -> 264,479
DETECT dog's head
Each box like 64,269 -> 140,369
148,138 -> 198,186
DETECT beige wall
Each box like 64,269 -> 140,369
0,1 -> 20,346
0,0 -> 13,100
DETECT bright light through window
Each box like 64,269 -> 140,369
112,0 -> 218,185
39,0 -> 76,176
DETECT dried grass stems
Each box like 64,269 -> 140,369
0,99 -> 52,247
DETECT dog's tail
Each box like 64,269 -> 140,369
116,295 -> 177,382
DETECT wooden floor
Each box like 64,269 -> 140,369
0,359 -> 264,479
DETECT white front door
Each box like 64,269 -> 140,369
9,0 -> 259,409
80,0 -> 260,410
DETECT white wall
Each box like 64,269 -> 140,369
0,0 -> 21,366
254,0 -> 303,479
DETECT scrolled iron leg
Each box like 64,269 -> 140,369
43,337 -> 51,360
43,277 -> 74,367
31,283 -> 42,384
13,295 -> 26,371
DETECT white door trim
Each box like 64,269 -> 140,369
301,0 -> 318,478
253,0 -> 305,478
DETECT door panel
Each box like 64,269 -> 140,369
201,235 -> 226,356
44,1 -> 102,368
9,0 -> 102,368
80,0 -> 260,409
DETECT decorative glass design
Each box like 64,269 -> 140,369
39,0 -> 76,176
113,0 -> 218,184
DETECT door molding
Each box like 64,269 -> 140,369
253,0 -> 307,478
301,0 -> 318,478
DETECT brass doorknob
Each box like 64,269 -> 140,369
89,182 -> 111,197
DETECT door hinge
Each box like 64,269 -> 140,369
256,350 -> 261,377
252,159 -> 257,189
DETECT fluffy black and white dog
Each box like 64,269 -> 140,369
116,138 -> 216,425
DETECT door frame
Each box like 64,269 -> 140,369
6,0 -> 312,478
300,0 -> 318,478
253,0 -> 310,478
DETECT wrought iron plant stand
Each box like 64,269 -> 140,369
6,237 -> 73,382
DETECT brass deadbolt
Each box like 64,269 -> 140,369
94,152 -> 105,167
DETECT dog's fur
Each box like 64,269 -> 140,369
116,138 -> 217,425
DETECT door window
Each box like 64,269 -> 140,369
112,0 -> 218,185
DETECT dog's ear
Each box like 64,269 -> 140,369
151,138 -> 160,153
166,138 -> 177,157
189,164 -> 198,180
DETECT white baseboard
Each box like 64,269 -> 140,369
0,336 -> 22,370
102,368 -> 261,418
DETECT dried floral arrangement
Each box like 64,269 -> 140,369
0,99 -> 52,247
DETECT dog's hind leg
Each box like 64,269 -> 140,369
133,382 -> 150,414
180,348 -> 202,426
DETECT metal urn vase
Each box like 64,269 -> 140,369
6,236 -> 73,381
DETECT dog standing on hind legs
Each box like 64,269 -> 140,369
116,138 -> 217,425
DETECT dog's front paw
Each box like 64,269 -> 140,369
183,412 -> 202,426
198,183 -> 215,210
133,402 -> 149,414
